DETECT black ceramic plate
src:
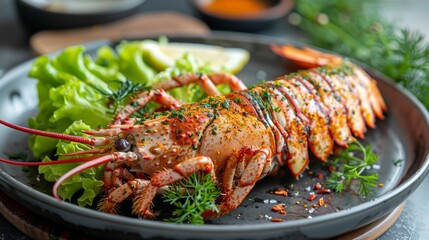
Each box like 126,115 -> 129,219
0,33 -> 428,240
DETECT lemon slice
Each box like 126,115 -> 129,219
141,41 -> 250,74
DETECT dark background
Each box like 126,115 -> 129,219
0,0 -> 428,239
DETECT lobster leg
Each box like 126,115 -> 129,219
132,156 -> 216,218
114,89 -> 182,124
98,179 -> 148,214
207,147 -> 271,217
154,72 -> 247,96
103,161 -> 136,189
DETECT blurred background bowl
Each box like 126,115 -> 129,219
192,0 -> 294,32
15,0 -> 146,33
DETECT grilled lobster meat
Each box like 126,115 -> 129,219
0,46 -> 386,218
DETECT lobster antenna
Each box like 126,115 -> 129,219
0,156 -> 100,166
52,154 -> 114,200
0,119 -> 94,145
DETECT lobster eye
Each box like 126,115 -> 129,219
114,138 -> 131,152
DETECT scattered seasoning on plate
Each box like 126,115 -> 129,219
314,182 -> 322,190
317,188 -> 331,194
274,188 -> 289,197
263,199 -> 278,204
271,217 -> 284,222
272,204 -> 287,215
308,193 -> 316,201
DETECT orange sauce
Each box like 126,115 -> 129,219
203,0 -> 271,17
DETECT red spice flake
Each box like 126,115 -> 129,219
317,173 -> 323,179
319,197 -> 325,206
274,188 -> 288,197
279,210 -> 286,215
308,194 -> 316,201
272,204 -> 285,212
317,189 -> 331,194
312,203 -> 319,208
329,165 -> 336,172
314,182 -> 322,190
271,217 -> 284,222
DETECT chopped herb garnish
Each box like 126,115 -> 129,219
168,108 -> 186,122
211,125 -> 218,135
221,100 -> 230,110
393,158 -> 404,167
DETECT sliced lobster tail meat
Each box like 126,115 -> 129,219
345,74 -> 377,128
264,86 -> 309,177
240,90 -> 287,162
315,67 -> 366,138
298,71 -> 352,147
350,64 -> 386,119
271,79 -> 333,161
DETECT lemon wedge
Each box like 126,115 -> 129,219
141,41 -> 250,74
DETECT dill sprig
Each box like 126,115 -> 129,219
293,0 -> 429,109
326,141 -> 379,196
162,173 -> 220,224
95,79 -> 149,113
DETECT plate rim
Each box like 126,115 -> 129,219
0,32 -> 429,238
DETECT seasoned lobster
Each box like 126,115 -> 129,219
0,47 -> 386,218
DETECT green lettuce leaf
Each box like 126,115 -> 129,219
38,121 -> 104,207
116,41 -> 156,84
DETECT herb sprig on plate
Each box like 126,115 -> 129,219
162,173 -> 220,224
326,141 -> 379,196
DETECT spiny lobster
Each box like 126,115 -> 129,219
0,46 -> 386,218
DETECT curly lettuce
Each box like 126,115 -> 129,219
38,121 -> 104,206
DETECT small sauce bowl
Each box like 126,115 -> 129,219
192,0 -> 294,32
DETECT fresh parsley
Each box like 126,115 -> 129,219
326,141 -> 379,196
162,173 -> 220,224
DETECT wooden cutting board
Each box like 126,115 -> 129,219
30,11 -> 210,55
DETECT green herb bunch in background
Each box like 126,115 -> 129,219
292,0 -> 429,109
